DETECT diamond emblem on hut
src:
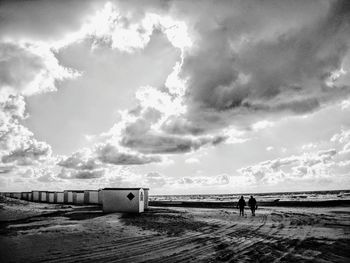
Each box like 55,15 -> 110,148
127,192 -> 135,200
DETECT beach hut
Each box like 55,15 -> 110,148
84,190 -> 99,204
143,188 -> 150,210
102,188 -> 145,213
13,192 -> 21,199
40,191 -> 48,202
73,191 -> 85,205
63,190 -> 74,204
54,192 -> 64,203
32,191 -> 40,202
48,192 -> 55,203
98,189 -> 103,205
21,192 -> 30,200
28,192 -> 32,202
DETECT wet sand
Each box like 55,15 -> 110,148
0,199 -> 349,262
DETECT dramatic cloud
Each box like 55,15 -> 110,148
102,105 -> 227,155
0,42 -> 80,96
0,92 -> 52,168
121,132 -> 226,154
92,0 -> 350,154
57,150 -> 100,170
172,0 -> 350,133
56,143 -> 162,181
96,143 -> 161,165
0,0 -> 102,42
58,168 -> 105,180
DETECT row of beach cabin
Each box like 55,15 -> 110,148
1,188 -> 149,213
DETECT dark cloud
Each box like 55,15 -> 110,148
0,165 -> 14,174
0,43 -> 42,93
58,168 -> 104,180
161,116 -> 205,135
0,0 -> 104,42
1,141 -> 51,165
96,143 -> 161,165
174,0 -> 350,132
119,108 -> 227,153
57,152 -> 100,170
121,132 -> 226,154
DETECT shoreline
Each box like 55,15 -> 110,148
149,199 -> 350,208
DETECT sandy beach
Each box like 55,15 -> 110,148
0,197 -> 349,263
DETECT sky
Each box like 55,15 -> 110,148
0,0 -> 350,195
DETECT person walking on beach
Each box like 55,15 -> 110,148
248,195 -> 257,216
237,196 -> 246,216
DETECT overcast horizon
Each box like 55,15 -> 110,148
1,0 -> 350,195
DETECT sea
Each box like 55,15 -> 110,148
150,190 -> 350,203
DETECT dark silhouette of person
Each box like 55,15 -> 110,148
248,195 -> 257,216
237,196 -> 246,216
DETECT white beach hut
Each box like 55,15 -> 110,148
143,188 -> 150,210
64,190 -> 74,204
98,189 -> 103,205
32,191 -> 40,202
84,190 -> 99,204
54,192 -> 64,203
48,192 -> 55,203
21,192 -> 28,200
102,188 -> 145,213
13,192 -> 21,199
73,191 -> 85,205
40,191 -> 48,202
28,192 -> 32,202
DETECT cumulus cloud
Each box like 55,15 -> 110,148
37,172 -> 59,183
145,172 -> 167,188
174,1 -> 349,133
0,0 -> 103,42
2,141 -> 51,166
58,168 -> 105,180
238,146 -> 344,185
0,92 -> 52,169
0,20 -> 80,176
96,143 -> 161,165
178,174 -> 230,186
95,0 -> 350,152
56,142 -> 162,180
103,105 -> 227,155
0,42 -> 80,96
0,165 -> 14,174
57,150 -> 100,170
121,132 -> 226,154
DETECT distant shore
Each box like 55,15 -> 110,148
150,199 -> 350,208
